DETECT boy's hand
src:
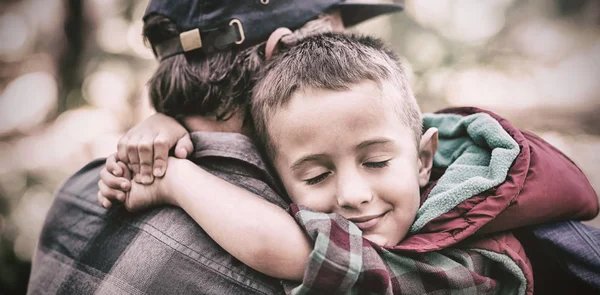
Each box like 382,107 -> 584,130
123,157 -> 184,212
99,154 -> 179,212
98,153 -> 132,208
116,113 -> 193,185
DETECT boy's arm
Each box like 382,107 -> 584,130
139,157 -> 311,281
100,157 -> 381,292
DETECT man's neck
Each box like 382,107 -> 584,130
183,113 -> 253,137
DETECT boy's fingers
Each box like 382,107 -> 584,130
105,153 -> 123,177
174,134 -> 193,159
116,136 -> 130,164
98,180 -> 126,202
138,136 -> 154,184
152,135 -> 170,177
97,192 -> 112,209
117,161 -> 132,180
126,137 -> 142,183
100,167 -> 130,191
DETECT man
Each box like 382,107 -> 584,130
27,1 -> 404,294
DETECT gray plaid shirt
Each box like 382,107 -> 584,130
28,132 -> 289,295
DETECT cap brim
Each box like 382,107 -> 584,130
333,1 -> 404,27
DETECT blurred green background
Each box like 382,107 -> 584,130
1,0 -> 599,293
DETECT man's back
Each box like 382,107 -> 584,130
28,132 -> 287,295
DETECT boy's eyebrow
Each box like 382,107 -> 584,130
290,154 -> 327,171
356,137 -> 393,151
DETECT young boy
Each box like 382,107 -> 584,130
102,33 -> 599,294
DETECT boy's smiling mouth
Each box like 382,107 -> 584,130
347,211 -> 390,230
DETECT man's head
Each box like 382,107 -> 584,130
142,0 -> 403,131
251,33 -> 438,246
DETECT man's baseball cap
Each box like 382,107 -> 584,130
144,0 -> 403,60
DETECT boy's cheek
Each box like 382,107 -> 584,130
290,187 -> 333,212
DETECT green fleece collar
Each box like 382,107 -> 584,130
410,113 -> 520,233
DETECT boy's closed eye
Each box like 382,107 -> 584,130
302,159 -> 392,186
304,171 -> 331,186
363,159 -> 391,169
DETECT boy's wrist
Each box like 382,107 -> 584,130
158,157 -> 183,207
159,157 -> 199,207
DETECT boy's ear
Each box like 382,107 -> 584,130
418,128 -> 438,187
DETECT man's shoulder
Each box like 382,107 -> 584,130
57,157 -> 105,201
32,158 -> 283,295
190,131 -> 289,207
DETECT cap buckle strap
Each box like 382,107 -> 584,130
180,28 -> 203,52
229,19 -> 245,45
153,20 -> 244,61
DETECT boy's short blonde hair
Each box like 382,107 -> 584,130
251,33 -> 423,158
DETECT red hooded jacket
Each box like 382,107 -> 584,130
391,107 -> 599,294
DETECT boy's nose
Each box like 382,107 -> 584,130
336,171 -> 373,209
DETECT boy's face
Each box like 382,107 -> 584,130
269,81 -> 436,246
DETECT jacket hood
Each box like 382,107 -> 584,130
392,107 -> 598,252
410,111 -> 520,233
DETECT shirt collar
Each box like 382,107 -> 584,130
190,131 -> 270,176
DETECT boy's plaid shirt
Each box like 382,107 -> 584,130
284,204 -> 526,295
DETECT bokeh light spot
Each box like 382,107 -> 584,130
0,72 -> 58,135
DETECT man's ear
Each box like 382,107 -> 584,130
418,127 -> 438,187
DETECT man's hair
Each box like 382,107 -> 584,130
143,13 -> 343,122
251,33 -> 423,158
143,15 -> 262,121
